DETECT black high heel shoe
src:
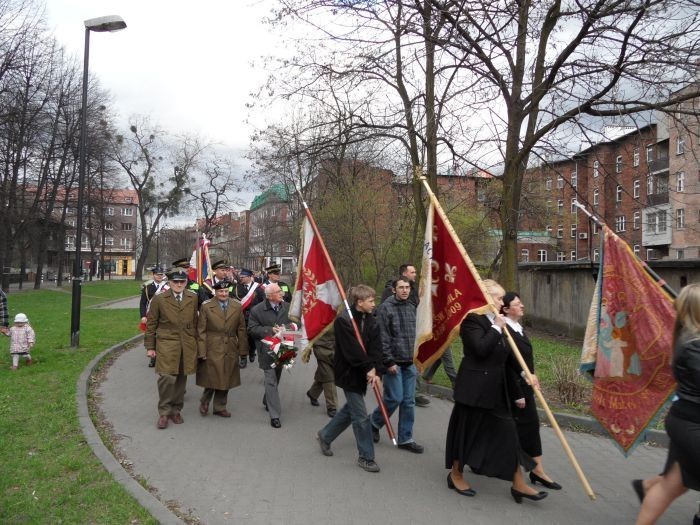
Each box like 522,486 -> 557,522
447,474 -> 476,497
529,471 -> 562,490
511,487 -> 547,504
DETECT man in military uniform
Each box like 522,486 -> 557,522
196,280 -> 248,418
232,268 -> 265,368
140,265 -> 168,367
264,263 -> 292,302
172,258 -> 207,305
145,268 -> 199,429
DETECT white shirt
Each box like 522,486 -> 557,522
505,317 -> 523,335
485,312 -> 502,333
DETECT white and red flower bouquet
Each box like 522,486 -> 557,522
262,323 -> 302,371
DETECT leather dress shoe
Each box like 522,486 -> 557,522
327,408 -> 337,418
306,391 -> 320,406
398,441 -> 424,454
213,409 -> 232,418
157,415 -> 169,429
447,473 -> 476,497
199,402 -> 209,416
169,413 -> 184,424
270,418 -> 281,428
239,356 -> 247,368
529,472 -> 562,490
510,487 -> 547,504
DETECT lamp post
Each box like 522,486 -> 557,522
71,15 -> 126,348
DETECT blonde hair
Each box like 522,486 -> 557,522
482,278 -> 504,298
349,284 -> 375,304
674,283 -> 700,343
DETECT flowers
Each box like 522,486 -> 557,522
262,323 -> 300,371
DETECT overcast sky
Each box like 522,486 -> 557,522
45,1 -> 281,212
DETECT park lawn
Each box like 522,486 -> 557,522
0,280 -> 155,524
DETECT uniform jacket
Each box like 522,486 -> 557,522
247,299 -> 291,370
312,329 -> 336,383
144,288 -> 199,375
232,281 -> 265,320
333,307 -> 383,394
196,299 -> 248,390
139,280 -> 168,317
453,313 -> 511,409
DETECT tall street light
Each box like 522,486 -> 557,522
71,15 -> 127,348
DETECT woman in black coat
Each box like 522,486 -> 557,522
635,283 -> 700,524
502,292 -> 561,490
445,279 -> 546,503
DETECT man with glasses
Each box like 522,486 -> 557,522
145,268 -> 199,429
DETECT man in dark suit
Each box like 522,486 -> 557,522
232,268 -> 265,368
247,283 -> 291,428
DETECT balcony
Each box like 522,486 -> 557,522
642,203 -> 672,247
647,157 -> 669,174
646,192 -> 669,206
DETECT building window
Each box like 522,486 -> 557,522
571,198 -> 577,213
592,223 -> 599,235
537,250 -> 547,262
557,175 -> 564,189
646,145 -> 653,163
633,211 -> 641,230
105,222 -> 113,230
571,224 -> 577,238
593,249 -> 599,262
571,170 -> 577,187
286,244 -> 294,253
271,207 -> 277,217
647,211 -> 667,233
557,200 -> 563,213
676,172 -> 685,192
121,223 -> 132,231
81,236 -> 89,249
633,179 -> 640,198
659,211 -> 667,232
676,136 -> 685,155
633,148 -> 640,167
122,207 -> 133,216
557,251 -> 565,262
676,249 -> 685,260
647,175 -> 654,195
557,225 -> 563,238
633,244 -> 640,257
105,207 -> 114,216
593,189 -> 599,205
593,160 -> 599,178
615,215 -> 626,232
65,236 -> 75,249
616,185 -> 622,202
647,249 -> 656,260
120,238 -> 133,249
521,249 -> 529,263
105,237 -> 114,246
677,208 -> 685,229
545,178 -> 552,190
570,250 -> 577,261
615,155 -> 622,173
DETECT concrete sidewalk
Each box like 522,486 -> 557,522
95,339 -> 698,525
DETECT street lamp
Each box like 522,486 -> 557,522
71,15 -> 126,348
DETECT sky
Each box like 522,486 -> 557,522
44,0 -> 283,211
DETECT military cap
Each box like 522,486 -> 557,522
239,268 -> 253,277
212,280 -> 231,290
265,263 -> 281,274
171,258 -> 190,268
151,265 -> 165,274
167,269 -> 189,281
211,260 -> 228,270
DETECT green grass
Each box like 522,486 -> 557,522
0,281 -> 155,524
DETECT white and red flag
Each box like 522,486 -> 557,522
289,217 -> 342,346
414,200 -> 491,371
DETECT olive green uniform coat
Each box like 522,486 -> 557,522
196,299 -> 248,390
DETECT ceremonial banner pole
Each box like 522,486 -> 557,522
420,177 -> 595,500
293,185 -> 397,445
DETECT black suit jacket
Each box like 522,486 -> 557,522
505,325 -> 534,402
453,313 -> 510,409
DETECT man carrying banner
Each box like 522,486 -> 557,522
233,268 -> 264,368
370,277 -> 424,453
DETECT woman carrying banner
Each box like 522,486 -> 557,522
445,279 -> 546,503
502,291 -> 561,491
634,283 -> 700,525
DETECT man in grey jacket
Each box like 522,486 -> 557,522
370,277 -> 424,453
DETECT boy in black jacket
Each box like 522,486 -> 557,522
316,284 -> 384,472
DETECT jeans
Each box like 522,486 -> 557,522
319,389 -> 374,460
371,364 -> 417,444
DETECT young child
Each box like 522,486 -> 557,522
8,313 -> 35,370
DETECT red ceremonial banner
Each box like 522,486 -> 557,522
414,202 -> 489,370
582,227 -> 676,453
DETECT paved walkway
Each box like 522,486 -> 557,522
96,300 -> 698,524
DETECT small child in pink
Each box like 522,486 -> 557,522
8,313 -> 35,370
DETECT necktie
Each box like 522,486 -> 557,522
273,304 -> 278,313
176,294 -> 182,303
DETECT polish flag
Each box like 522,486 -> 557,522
289,217 -> 342,346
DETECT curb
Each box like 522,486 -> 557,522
88,295 -> 140,309
421,383 -> 669,448
76,334 -> 184,525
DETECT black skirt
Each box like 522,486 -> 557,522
663,401 -> 700,491
445,402 -> 536,481
513,389 -> 542,458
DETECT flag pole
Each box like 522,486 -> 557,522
573,200 -> 677,298
292,183 -> 397,445
419,175 -> 596,500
